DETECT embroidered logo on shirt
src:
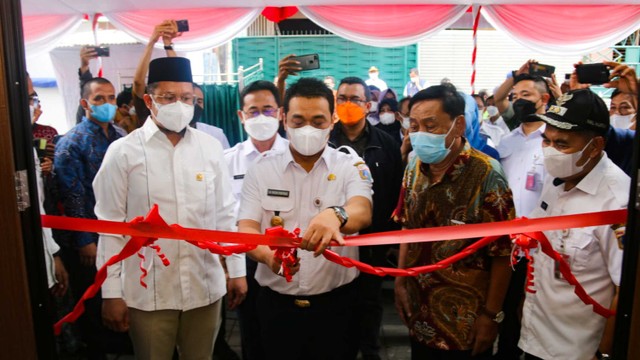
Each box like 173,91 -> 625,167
196,173 -> 204,181
354,161 -> 372,182
267,189 -> 290,198
541,201 -> 548,211
234,174 -> 245,180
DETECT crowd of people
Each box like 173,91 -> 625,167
30,19 -> 638,360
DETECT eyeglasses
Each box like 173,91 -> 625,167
243,108 -> 278,119
336,96 -> 366,105
152,93 -> 195,105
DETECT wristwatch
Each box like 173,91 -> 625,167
479,306 -> 505,324
329,206 -> 348,228
164,43 -> 174,50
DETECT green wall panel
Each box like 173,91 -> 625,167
233,35 -> 418,96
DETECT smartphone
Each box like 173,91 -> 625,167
93,46 -> 110,57
576,63 -> 610,85
176,19 -> 190,32
564,73 -> 571,81
529,63 -> 555,78
292,54 -> 320,71
33,138 -> 47,160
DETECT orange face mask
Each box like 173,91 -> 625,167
337,102 -> 366,126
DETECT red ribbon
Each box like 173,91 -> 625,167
47,207 -> 626,334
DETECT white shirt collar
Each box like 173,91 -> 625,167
574,152 -> 608,196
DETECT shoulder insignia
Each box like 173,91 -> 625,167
611,223 -> 626,250
354,161 -> 373,182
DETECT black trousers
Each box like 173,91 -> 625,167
60,246 -> 133,359
495,258 -> 529,360
346,273 -> 385,359
410,338 -> 492,360
258,282 -> 357,360
237,258 -> 264,360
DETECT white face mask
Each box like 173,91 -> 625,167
287,125 -> 330,156
152,99 -> 194,132
129,106 -> 137,116
369,73 -> 379,80
542,139 -> 593,179
610,113 -> 635,129
244,114 -> 279,141
401,116 -> 411,129
379,112 -> 395,125
29,105 -> 35,124
486,105 -> 500,117
369,101 -> 379,113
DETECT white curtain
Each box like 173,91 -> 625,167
482,4 -> 640,56
298,4 -> 470,47
23,15 -> 83,57
104,7 -> 262,52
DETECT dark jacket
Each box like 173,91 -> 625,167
330,121 -> 403,242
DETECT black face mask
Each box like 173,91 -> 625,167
189,105 -> 203,127
512,98 -> 540,123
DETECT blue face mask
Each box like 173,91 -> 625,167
90,103 -> 117,123
409,119 -> 457,164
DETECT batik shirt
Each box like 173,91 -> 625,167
54,117 -> 121,248
396,140 -> 514,351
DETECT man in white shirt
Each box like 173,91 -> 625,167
224,80 -> 288,360
365,66 -> 388,92
494,73 -> 552,359
191,83 -> 231,149
519,90 -> 627,360
238,77 -> 373,359
94,57 -> 244,359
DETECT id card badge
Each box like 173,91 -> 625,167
554,252 -> 571,280
525,170 -> 538,191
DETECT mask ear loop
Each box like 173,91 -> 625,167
444,118 -> 459,151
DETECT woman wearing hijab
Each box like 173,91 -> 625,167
375,98 -> 403,144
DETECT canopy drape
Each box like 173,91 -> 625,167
482,5 -> 640,55
298,5 -> 470,47
21,4 -> 640,54
23,14 -> 84,56
104,8 -> 261,52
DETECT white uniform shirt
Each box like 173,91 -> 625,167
519,154 -> 628,360
497,124 -> 546,217
35,150 -> 60,288
224,135 -> 289,217
94,118 -> 240,312
238,146 -> 373,296
365,78 -> 388,92
196,122 -> 230,149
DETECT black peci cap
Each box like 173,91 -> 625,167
148,57 -> 193,85
534,89 -> 609,135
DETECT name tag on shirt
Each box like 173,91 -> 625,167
234,174 -> 245,180
267,189 -> 290,198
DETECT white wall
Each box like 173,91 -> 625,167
418,29 -> 611,95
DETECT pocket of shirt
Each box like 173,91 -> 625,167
261,196 -> 294,227
566,231 -> 596,273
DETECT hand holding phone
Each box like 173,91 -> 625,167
575,63 -> 610,85
93,46 -> 110,57
291,54 -> 320,71
176,19 -> 189,32
529,63 -> 555,78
